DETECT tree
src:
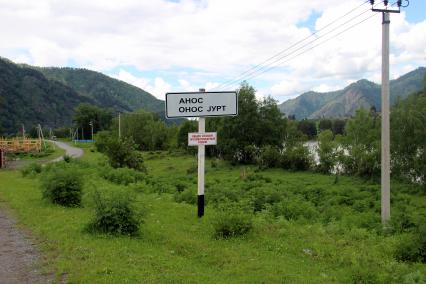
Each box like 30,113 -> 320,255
73,103 -> 113,139
95,134 -> 146,171
177,120 -> 197,149
216,83 -> 286,164
318,119 -> 332,133
297,119 -> 317,140
331,119 -> 346,136
340,109 -> 380,178
317,130 -> 338,174
112,110 -> 172,151
391,75 -> 426,185
216,83 -> 260,163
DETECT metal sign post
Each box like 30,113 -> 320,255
165,89 -> 237,217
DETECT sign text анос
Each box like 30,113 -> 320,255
165,91 -> 237,118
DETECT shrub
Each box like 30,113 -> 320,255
349,264 -> 380,284
317,130 -> 338,174
249,187 -> 282,212
100,167 -> 145,185
271,199 -> 318,221
63,154 -> 72,163
21,162 -> 42,177
395,224 -> 426,263
40,167 -> 83,207
86,190 -> 141,236
258,145 -> 281,169
175,182 -> 187,192
281,144 -> 312,171
96,135 -> 146,171
173,188 -> 197,205
211,205 -> 253,238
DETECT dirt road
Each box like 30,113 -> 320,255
0,209 -> 51,283
0,141 -> 81,283
49,140 -> 83,162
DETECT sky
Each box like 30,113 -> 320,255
0,0 -> 425,103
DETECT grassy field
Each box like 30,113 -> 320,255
0,145 -> 425,283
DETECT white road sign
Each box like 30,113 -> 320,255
188,132 -> 217,146
165,91 -> 237,118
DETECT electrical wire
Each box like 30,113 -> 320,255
211,0 -> 371,91
211,1 -> 385,91
225,12 -> 380,90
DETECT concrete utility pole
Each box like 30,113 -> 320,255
381,12 -> 391,225
370,0 -> 406,224
197,88 -> 206,218
90,121 -> 94,141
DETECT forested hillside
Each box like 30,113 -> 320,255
0,58 -> 164,134
0,58 -> 94,134
36,67 -> 163,113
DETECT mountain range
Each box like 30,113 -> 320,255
1,56 -> 425,134
278,67 -> 426,119
0,57 -> 163,134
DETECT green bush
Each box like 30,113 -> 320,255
173,187 -> 197,205
100,167 -> 145,185
21,162 -> 43,177
349,264 -> 380,284
249,187 -> 282,212
317,130 -> 338,174
86,190 -> 141,236
258,145 -> 281,169
281,144 -> 312,171
96,135 -> 146,171
63,154 -> 72,163
40,167 -> 83,207
271,199 -> 318,221
211,205 -> 253,238
395,225 -> 426,263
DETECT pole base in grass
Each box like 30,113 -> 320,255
198,195 -> 204,218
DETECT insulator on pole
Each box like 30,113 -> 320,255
384,0 -> 388,6
397,0 -> 402,7
370,0 -> 375,5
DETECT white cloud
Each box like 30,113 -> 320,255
112,70 -> 150,90
112,70 -> 170,100
312,83 -> 343,93
146,78 -> 172,101
0,0 -> 424,103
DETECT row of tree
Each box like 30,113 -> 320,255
68,76 -> 425,186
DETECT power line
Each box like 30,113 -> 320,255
212,1 -> 383,91
224,12 -> 380,90
212,0 -> 372,90
217,3 -> 382,90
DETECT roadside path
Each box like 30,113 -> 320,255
0,141 -> 82,283
49,140 -> 83,162
0,209 -> 51,283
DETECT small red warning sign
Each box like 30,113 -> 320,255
188,132 -> 217,146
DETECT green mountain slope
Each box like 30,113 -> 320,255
35,67 -> 163,113
279,67 -> 426,119
0,57 -> 168,134
0,58 -> 94,134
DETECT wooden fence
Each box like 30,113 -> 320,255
0,138 -> 42,153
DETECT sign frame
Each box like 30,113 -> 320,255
165,91 -> 238,119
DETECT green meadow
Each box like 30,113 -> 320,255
0,144 -> 425,283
